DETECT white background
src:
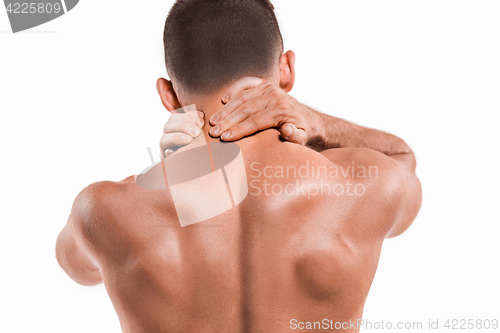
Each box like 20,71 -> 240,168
1,1 -> 499,332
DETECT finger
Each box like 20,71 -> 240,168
160,149 -> 176,160
210,88 -> 263,126
210,98 -> 270,137
211,78 -> 267,125
174,110 -> 204,127
164,114 -> 203,136
197,111 -> 205,127
159,133 -> 193,156
219,113 -> 276,141
164,120 -> 202,137
221,77 -> 264,104
186,110 -> 205,128
279,123 -> 308,145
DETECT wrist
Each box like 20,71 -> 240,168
300,105 -> 325,143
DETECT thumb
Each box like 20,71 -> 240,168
279,123 -> 308,145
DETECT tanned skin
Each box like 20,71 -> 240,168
56,51 -> 422,332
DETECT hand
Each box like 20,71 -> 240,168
209,77 -> 310,145
159,110 -> 205,159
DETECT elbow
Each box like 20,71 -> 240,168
386,173 -> 422,238
56,250 -> 103,286
56,228 -> 103,286
70,270 -> 103,287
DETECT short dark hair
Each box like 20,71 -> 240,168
163,0 -> 284,94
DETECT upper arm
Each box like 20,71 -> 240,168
56,183 -> 107,286
320,147 -> 422,239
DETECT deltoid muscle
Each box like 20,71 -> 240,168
135,105 -> 248,227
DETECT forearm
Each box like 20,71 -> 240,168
56,222 -> 102,286
302,106 -> 413,157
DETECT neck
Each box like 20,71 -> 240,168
183,92 -> 225,119
181,91 -> 227,143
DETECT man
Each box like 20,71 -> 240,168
56,0 -> 422,332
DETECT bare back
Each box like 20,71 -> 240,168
77,129 -> 402,333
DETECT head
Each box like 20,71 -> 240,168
157,0 -> 296,112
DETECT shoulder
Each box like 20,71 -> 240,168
72,179 -> 129,218
70,177 -> 136,249
319,148 -> 410,238
74,176 -> 137,207
320,147 -> 407,191
321,147 -> 400,170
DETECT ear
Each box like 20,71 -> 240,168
279,50 -> 296,93
156,78 -> 182,113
